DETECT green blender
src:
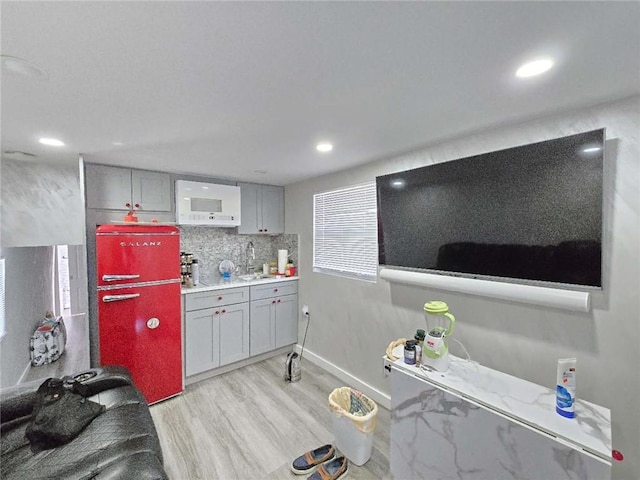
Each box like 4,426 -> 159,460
422,301 -> 456,371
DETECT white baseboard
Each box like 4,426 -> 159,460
17,360 -> 32,384
294,345 -> 391,410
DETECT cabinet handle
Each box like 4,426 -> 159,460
218,296 -> 223,300
264,229 -> 268,232
272,300 -> 276,304
125,202 -> 131,208
274,288 -> 278,293
221,309 -> 226,314
134,203 -> 140,209
215,310 -> 220,315
277,299 -> 281,303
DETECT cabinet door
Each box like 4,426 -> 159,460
131,169 -> 172,212
260,185 -> 284,234
238,182 -> 261,234
219,303 -> 250,366
185,308 -> 220,376
250,298 -> 275,356
85,164 -> 132,210
275,294 -> 298,348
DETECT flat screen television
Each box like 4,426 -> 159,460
376,129 -> 604,288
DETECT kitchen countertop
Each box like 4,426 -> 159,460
181,275 -> 298,294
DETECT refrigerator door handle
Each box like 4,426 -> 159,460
102,293 -> 141,303
102,274 -> 141,282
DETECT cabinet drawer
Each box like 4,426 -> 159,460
185,287 -> 249,311
250,281 -> 298,301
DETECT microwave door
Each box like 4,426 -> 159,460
191,197 -> 222,213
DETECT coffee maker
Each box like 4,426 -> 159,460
422,301 -> 456,371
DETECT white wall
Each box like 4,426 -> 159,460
285,97 -> 639,480
0,246 -> 55,387
1,158 -> 85,247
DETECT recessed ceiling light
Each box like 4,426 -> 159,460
582,146 -> 602,153
391,179 -> 406,188
38,137 -> 65,147
1,55 -> 49,80
316,142 -> 333,153
112,141 -> 124,146
254,169 -> 268,174
516,58 -> 553,78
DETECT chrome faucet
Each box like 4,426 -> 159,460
245,241 -> 255,274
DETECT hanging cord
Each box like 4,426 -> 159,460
450,337 -> 472,362
299,312 -> 311,361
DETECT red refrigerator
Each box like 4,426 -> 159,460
96,224 -> 182,404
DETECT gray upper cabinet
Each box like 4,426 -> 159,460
238,183 -> 284,234
86,164 -> 172,212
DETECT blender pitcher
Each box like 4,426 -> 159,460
422,301 -> 455,371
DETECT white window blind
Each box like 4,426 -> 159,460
313,182 -> 378,282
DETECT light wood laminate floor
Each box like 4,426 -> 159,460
151,355 -> 392,479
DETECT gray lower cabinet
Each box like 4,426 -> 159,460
185,307 -> 220,376
274,294 -> 298,348
219,303 -> 250,366
249,281 -> 298,356
184,280 -> 297,378
183,286 -> 250,377
249,299 -> 275,356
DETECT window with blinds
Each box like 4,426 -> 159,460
313,182 -> 378,282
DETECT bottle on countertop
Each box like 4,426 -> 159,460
269,261 -> 278,275
191,259 -> 199,286
414,329 -> 425,365
404,340 -> 417,365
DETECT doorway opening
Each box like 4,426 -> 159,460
56,245 -> 72,317
54,245 -> 87,317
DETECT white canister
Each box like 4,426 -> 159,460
278,249 -> 288,274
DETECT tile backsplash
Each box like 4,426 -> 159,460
179,227 -> 298,283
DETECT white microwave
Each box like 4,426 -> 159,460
175,180 -> 241,226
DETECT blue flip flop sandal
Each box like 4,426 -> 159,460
290,444 -> 336,475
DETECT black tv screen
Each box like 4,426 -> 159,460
376,129 -> 604,288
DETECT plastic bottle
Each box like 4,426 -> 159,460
191,259 -> 199,286
404,340 -> 417,365
414,329 -> 425,365
556,358 -> 577,418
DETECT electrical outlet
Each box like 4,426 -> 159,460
302,305 -> 309,315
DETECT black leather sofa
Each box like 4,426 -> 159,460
1,366 -> 168,479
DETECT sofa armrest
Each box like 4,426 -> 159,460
1,366 -> 134,423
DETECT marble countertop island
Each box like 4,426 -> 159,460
385,351 -> 611,462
